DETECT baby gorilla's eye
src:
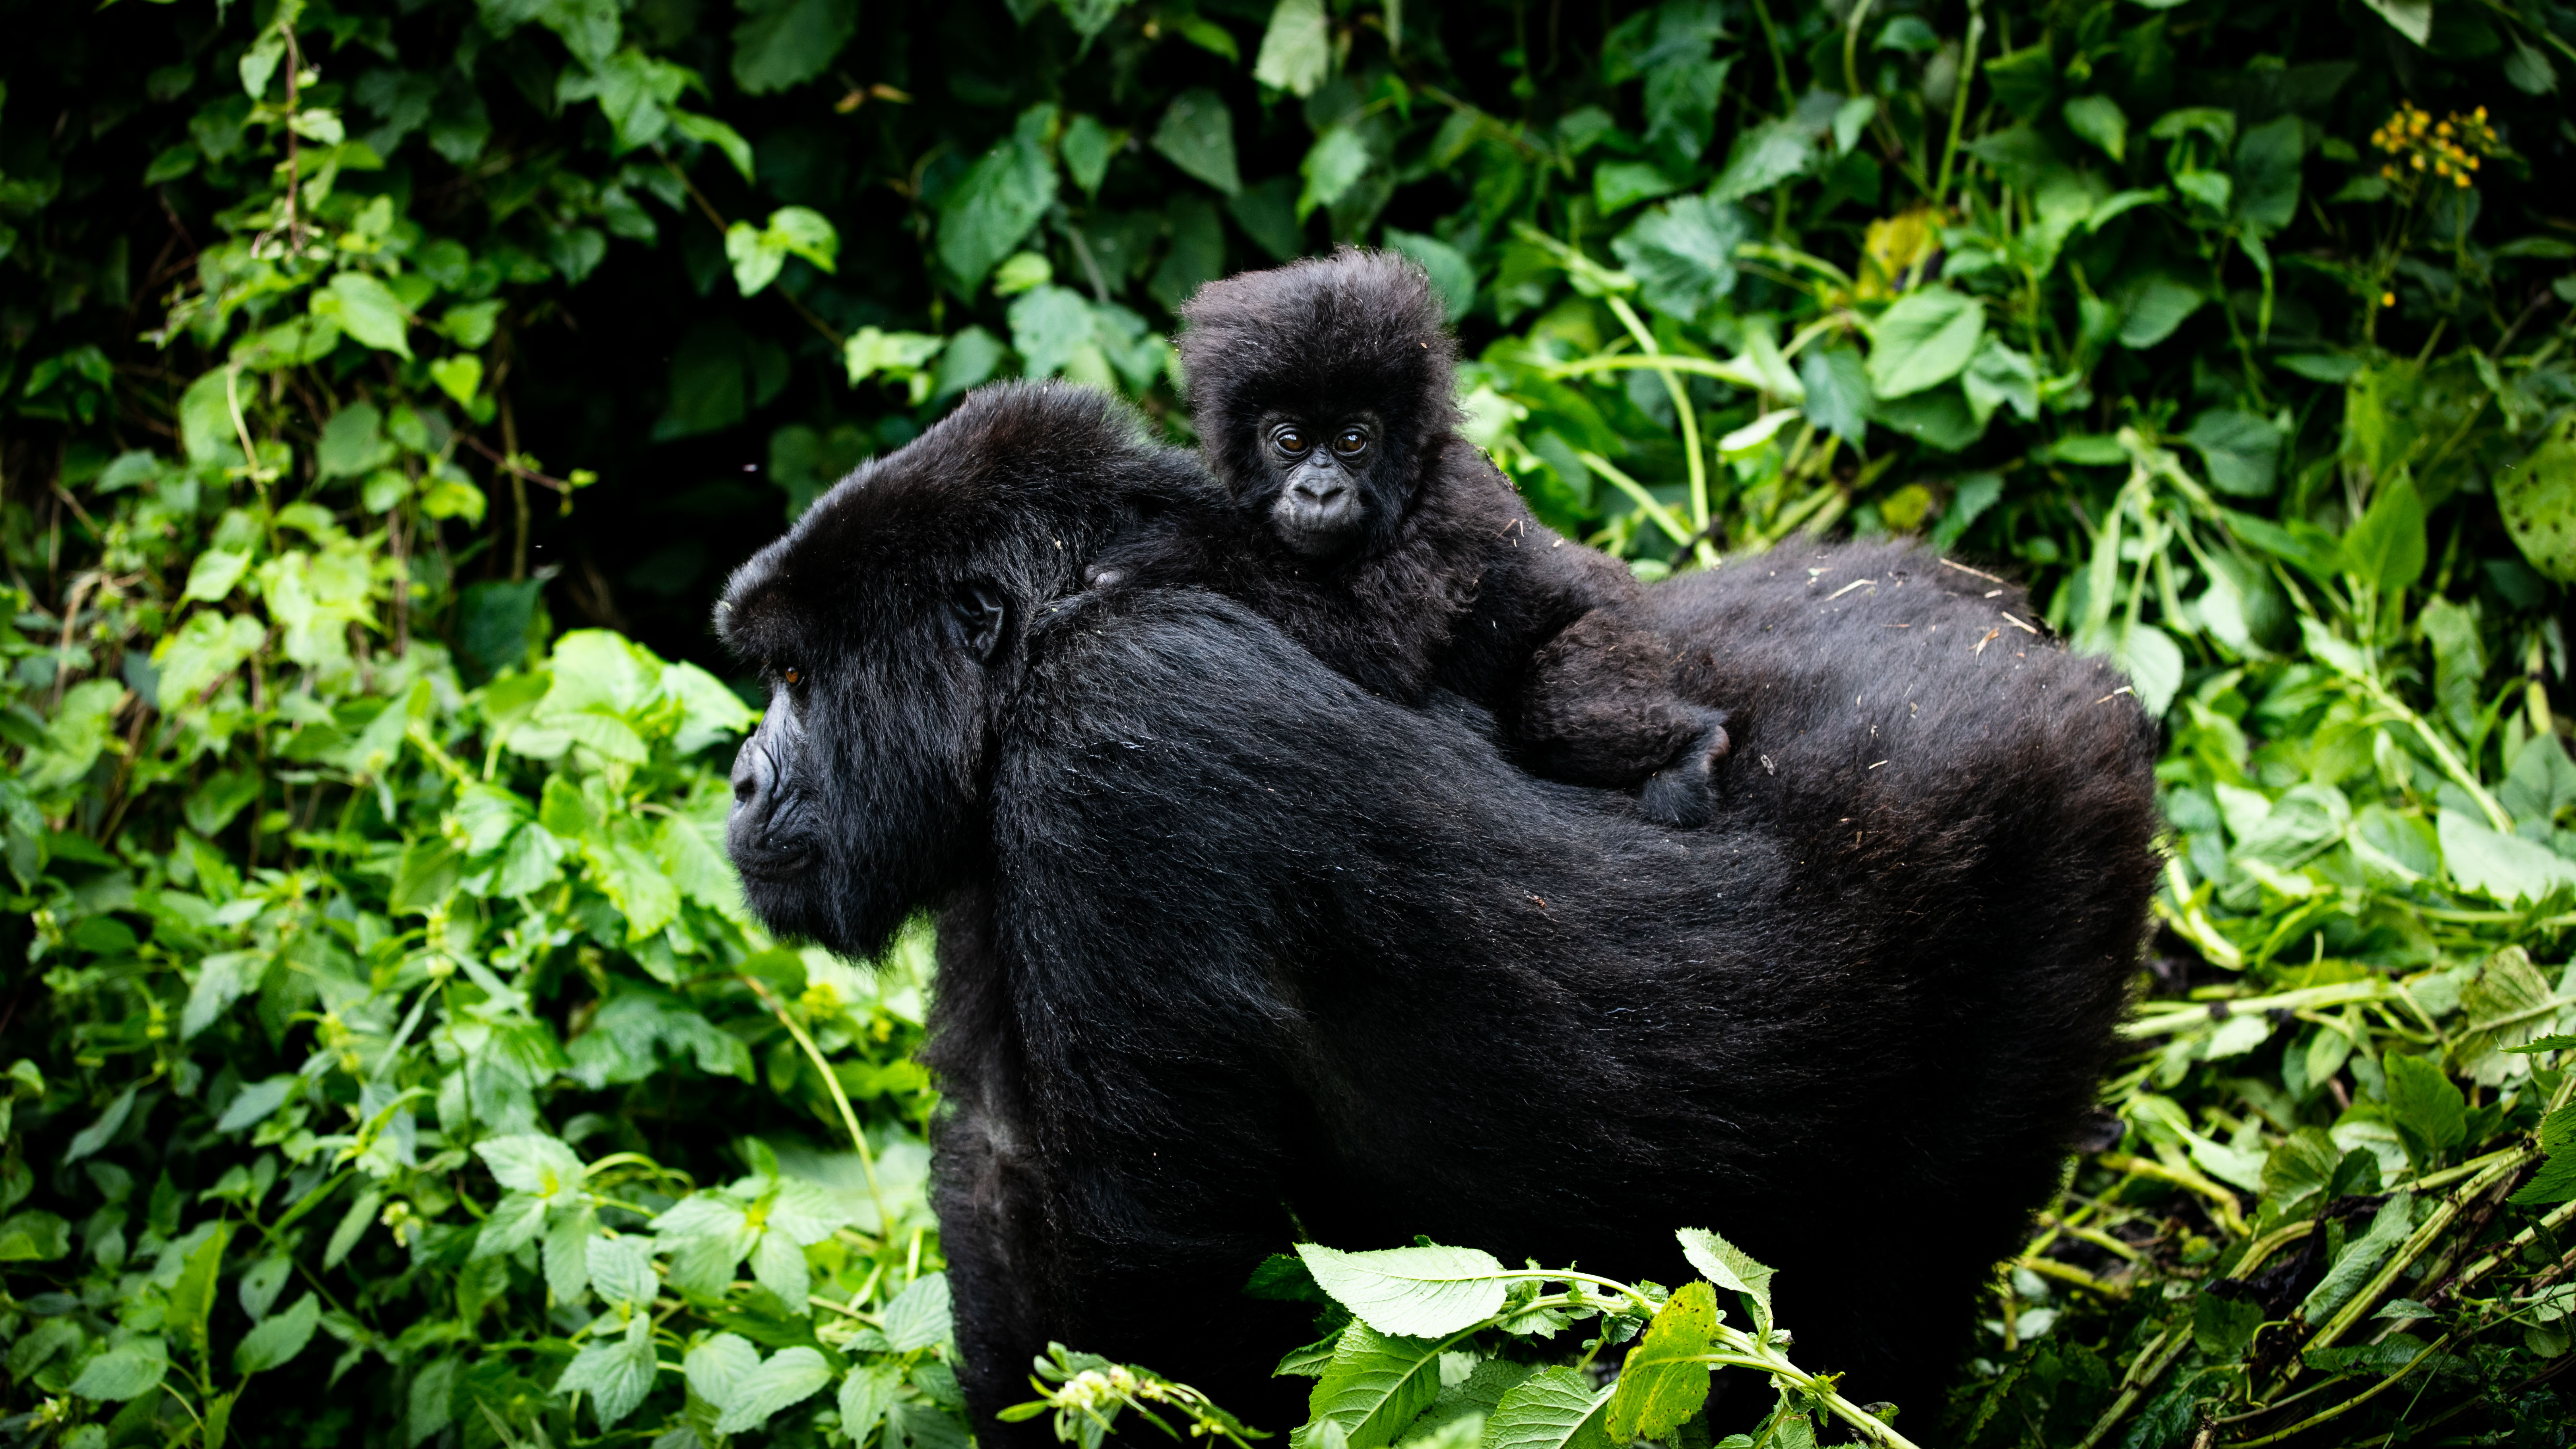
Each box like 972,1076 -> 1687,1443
1332,428 -> 1369,456
1271,425 -> 1310,455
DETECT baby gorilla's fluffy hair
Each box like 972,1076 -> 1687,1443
1093,249 -> 1734,825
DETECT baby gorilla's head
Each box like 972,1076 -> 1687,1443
1177,249 -> 1459,561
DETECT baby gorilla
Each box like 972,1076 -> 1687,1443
1091,249 -> 1732,825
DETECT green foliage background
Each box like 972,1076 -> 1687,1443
3,0 -> 2576,1446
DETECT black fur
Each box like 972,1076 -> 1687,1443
718,386 -> 2160,1445
1096,249 -> 1734,825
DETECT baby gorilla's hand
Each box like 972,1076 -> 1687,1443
1638,712 -> 1731,829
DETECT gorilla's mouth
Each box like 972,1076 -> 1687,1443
730,849 -> 815,884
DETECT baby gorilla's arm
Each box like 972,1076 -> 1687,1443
1515,609 -> 1732,828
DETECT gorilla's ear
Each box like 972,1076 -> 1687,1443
952,581 -> 1010,663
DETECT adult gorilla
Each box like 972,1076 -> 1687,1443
717,384 -> 2159,1441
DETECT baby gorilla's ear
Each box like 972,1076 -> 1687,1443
952,581 -> 1010,662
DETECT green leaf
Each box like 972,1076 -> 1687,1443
1298,127 -> 1373,221
2384,1055 -> 2466,1170
1710,115 -> 1822,203
546,1202 -> 598,1304
2062,95 -> 2127,162
1675,1227 -> 1775,1323
1384,230 -> 1475,323
169,1224 -> 231,1356
686,1331 -> 762,1406
2359,0 -> 2432,46
2116,276 -> 2203,350
881,1271 -> 955,1351
317,273 -> 413,359
0,1210 -> 70,1261
1604,1280 -> 1721,1443
2192,1290 -> 2262,1360
429,355 -> 484,406
473,1192 -> 549,1259
937,105 -> 1060,293
2498,413 -> 2576,584
235,1292 -> 321,1375
731,0 -> 857,94
557,1313 -> 657,1427
1481,1366 -> 1612,1449
2438,809 -> 2576,904
65,1084 -> 139,1162
1593,161 -> 1688,215
1982,44 -> 2059,120
1254,0 -> 1331,97
2300,1192 -> 2414,1321
669,109 -> 756,181
1864,287 -> 1984,400
2342,476 -> 2427,594
180,548 -> 252,603
1152,89 -> 1240,196
2233,115 -> 2304,234
1298,1242 -> 1511,1337
714,1345 -> 833,1433
70,1338 -> 170,1401
2184,410 -> 2283,497
840,1363 -> 904,1443
1609,196 -> 1751,326
1303,1321 -> 1449,1449
317,401 -> 397,479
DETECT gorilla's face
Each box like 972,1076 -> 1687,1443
1251,407 -> 1387,558
718,574 -> 1009,960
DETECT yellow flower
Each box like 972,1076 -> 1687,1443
2381,291 -> 2396,306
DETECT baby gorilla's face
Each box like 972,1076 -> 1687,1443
1257,408 -> 1383,558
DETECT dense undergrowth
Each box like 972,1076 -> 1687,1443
2,0 -> 2574,1446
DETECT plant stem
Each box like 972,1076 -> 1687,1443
1932,0 -> 1984,207
741,974 -> 894,1239
1600,295 -> 1721,567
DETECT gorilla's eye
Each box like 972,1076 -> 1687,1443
781,666 -> 803,687
1332,428 -> 1369,456
1271,425 -> 1310,456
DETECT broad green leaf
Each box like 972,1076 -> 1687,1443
0,1210 -> 70,1262
2234,115 -> 2304,234
235,1292 -> 320,1375
410,1358 -> 460,1449
168,1225 -> 231,1356
70,1338 -> 170,1401
326,1186 -> 384,1269
1711,114 -> 1823,203
1298,127 -> 1373,221
1304,1321 -> 1448,1449
2300,1192 -> 2414,1321
2117,277 -> 2203,350
685,1331 -> 762,1406
2193,1290 -> 2262,1360
669,109 -> 755,181
2359,0 -> 2432,45
881,1271 -> 954,1350
183,952 -> 266,1040
1384,229 -> 1474,323
429,355 -> 483,406
2184,410 -> 2282,497
1864,287 -> 1984,399
2062,95 -> 2127,161
558,1314 -> 658,1427
1254,0 -> 1331,97
473,1192 -> 549,1259
937,106 -> 1059,293
840,1364 -> 904,1445
2343,476 -> 2427,593
1298,1242 -> 1510,1337
316,402 -> 396,479
546,1202 -> 598,1304
317,273 -> 413,359
714,1345 -> 833,1433
2439,809 -> 2576,904
1609,196 -> 1751,325
2384,1054 -> 2466,1170
1152,89 -> 1240,195
1676,1227 -> 1774,1321
65,1084 -> 139,1162
2498,413 -> 2576,584
731,0 -> 857,95
1061,114 -> 1118,196
1798,345 -> 1873,445
1480,1366 -> 1612,1449
1605,1280 -> 1720,1442
215,1075 -> 295,1133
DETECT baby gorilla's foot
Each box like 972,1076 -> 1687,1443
1638,716 -> 1732,828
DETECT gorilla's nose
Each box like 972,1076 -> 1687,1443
730,738 -> 775,815
1292,477 -> 1350,507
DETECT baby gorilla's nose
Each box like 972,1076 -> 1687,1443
1291,476 -> 1350,506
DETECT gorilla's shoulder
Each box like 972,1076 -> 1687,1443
1019,586 -> 1351,718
